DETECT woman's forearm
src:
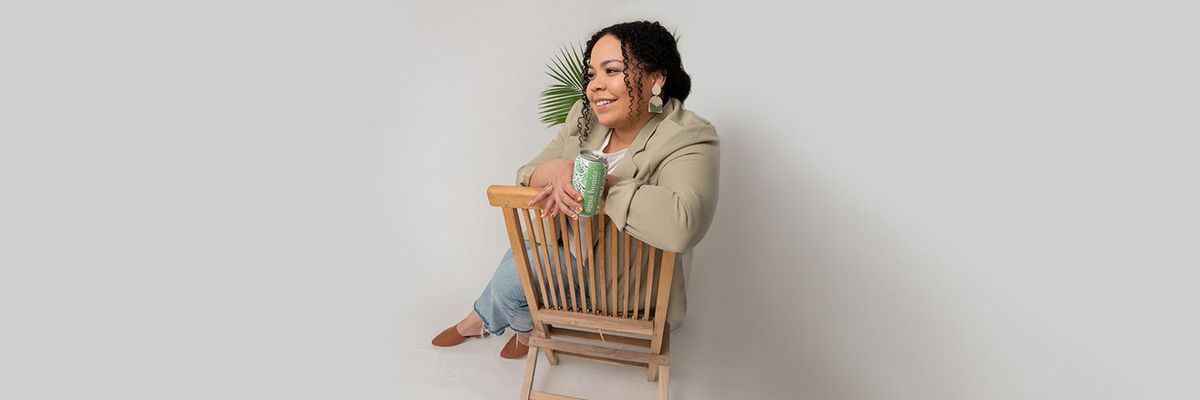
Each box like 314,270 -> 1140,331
528,159 -> 569,187
530,159 -> 623,193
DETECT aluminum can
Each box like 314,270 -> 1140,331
571,150 -> 608,217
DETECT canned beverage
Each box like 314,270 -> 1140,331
571,150 -> 608,217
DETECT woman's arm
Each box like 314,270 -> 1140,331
516,100 -> 585,217
604,139 -> 720,253
523,158 -> 582,218
527,159 -> 573,188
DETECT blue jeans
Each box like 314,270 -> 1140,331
474,241 -> 589,336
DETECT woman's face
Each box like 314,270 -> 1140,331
585,34 -> 664,129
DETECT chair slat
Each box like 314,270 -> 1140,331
529,336 -> 669,365
547,326 -> 652,347
540,213 -> 568,310
533,213 -> 560,310
609,223 -> 618,317
620,227 -> 626,317
520,209 -> 551,309
650,251 -> 677,355
628,231 -> 638,317
595,216 -> 609,315
643,247 -> 657,321
632,240 -> 644,319
552,350 -> 649,369
571,215 -> 588,313
557,214 -> 579,311
537,309 -> 654,336
584,216 -> 598,315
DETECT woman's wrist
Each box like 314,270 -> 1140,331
530,159 -> 570,187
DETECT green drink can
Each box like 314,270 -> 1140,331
571,150 -> 608,217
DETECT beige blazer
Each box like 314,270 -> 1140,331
515,98 -> 720,327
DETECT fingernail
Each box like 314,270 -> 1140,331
576,195 -> 582,201
576,206 -> 582,212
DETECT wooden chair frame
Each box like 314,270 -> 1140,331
487,185 -> 675,400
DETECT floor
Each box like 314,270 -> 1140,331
398,284 -> 805,399
401,324 -> 705,399
397,243 -> 813,399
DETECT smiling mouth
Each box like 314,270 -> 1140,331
594,98 -> 616,107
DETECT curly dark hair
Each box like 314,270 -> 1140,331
577,21 -> 692,145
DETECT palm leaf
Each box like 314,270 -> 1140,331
538,43 -> 586,127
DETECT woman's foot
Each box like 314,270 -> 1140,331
431,311 -> 489,347
500,332 -> 530,359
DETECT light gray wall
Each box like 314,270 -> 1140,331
2,1 -> 1196,399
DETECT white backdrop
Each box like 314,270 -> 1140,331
2,1 -> 1197,399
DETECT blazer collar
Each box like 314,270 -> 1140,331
587,98 -> 680,156
586,98 -> 680,178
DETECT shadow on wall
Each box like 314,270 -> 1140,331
671,116 -> 980,399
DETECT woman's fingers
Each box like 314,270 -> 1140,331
550,190 -> 579,220
545,188 -> 567,219
561,194 -> 581,216
558,200 -> 577,220
555,168 -> 582,203
555,181 -> 582,212
528,185 -> 552,207
563,180 -> 582,199
539,195 -> 557,217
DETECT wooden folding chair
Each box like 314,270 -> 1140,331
487,185 -> 676,400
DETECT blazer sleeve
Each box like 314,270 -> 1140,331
604,126 -> 720,253
516,99 -> 585,186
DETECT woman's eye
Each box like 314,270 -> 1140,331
585,69 -> 621,79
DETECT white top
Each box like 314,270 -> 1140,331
596,130 -> 628,174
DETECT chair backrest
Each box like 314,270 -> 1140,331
487,185 -> 676,350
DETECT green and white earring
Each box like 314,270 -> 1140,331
649,85 -> 664,114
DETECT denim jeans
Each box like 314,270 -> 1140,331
473,240 -> 589,336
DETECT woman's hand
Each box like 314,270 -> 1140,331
527,159 -> 582,220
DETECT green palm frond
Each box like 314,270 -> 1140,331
537,32 -> 682,127
538,43 -> 585,127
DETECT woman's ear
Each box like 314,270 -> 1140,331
653,72 -> 667,90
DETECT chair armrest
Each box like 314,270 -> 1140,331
487,185 -> 544,209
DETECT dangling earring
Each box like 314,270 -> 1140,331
649,84 -> 664,114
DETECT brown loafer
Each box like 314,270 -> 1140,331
431,325 -> 488,347
500,334 -> 530,359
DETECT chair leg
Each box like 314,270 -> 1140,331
646,362 -> 658,382
657,364 -> 669,399
520,346 -> 540,400
540,323 -> 559,365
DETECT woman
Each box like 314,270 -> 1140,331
432,21 -> 719,359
